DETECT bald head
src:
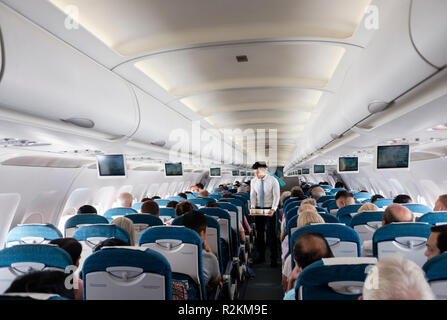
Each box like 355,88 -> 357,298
383,204 -> 413,225
434,194 -> 447,212
118,192 -> 133,208
293,232 -> 333,269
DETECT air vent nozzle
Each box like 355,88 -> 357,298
61,118 -> 95,129
236,55 -> 248,62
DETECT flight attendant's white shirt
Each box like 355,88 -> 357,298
250,174 -> 280,211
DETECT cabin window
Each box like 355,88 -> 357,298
147,183 -> 160,198
0,193 -> 21,247
158,183 -> 169,198
93,186 -> 116,214
132,184 -> 148,202
167,182 -> 178,197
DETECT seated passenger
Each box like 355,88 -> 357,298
358,203 -> 379,213
280,203 -> 317,243
334,181 -> 346,189
5,270 -> 75,300
182,211 -> 222,292
117,192 -> 133,208
198,190 -> 209,198
393,194 -> 413,204
290,186 -> 306,200
370,194 -> 384,203
283,232 -> 334,300
141,197 -> 151,203
151,196 -> 161,200
335,190 -> 355,209
189,185 -> 199,193
281,210 -> 324,291
175,200 -> 194,217
311,187 -> 325,201
196,183 -> 205,192
141,200 -> 160,217
425,225 -> 447,260
301,198 -> 317,207
166,200 -> 178,209
280,191 -> 291,208
434,194 -> 447,211
77,205 -> 97,215
93,238 -> 129,252
110,216 -> 135,246
178,193 -> 187,200
361,255 -> 434,300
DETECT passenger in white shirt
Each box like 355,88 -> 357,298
250,162 -> 280,267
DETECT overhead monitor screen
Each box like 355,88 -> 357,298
241,171 -> 246,176
97,154 -> 126,178
377,145 -> 410,169
314,165 -> 325,174
165,162 -> 183,176
338,157 -> 359,173
302,168 -> 310,174
232,170 -> 239,176
210,167 -> 221,177
297,170 -> 302,175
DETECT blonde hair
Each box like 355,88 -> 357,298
358,203 -> 379,213
280,191 -> 292,205
110,216 -> 136,246
298,210 -> 325,228
301,198 -> 317,207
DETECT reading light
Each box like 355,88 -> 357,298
61,118 -> 95,129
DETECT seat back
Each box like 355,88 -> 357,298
132,202 -> 143,211
373,222 -> 431,267
6,224 -> 62,248
322,200 -> 339,216
422,252 -> 447,300
284,201 -> 302,215
199,208 -> 234,259
336,204 -> 363,225
139,226 -> 206,300
316,195 -> 334,206
82,247 -> 172,300
103,207 -> 138,222
125,214 -> 163,245
73,224 -> 130,268
295,257 -> 377,300
353,192 -> 373,200
154,199 -> 170,207
167,196 -> 187,202
418,212 -> 447,225
283,197 -> 298,209
219,198 -> 245,224
350,211 -> 384,244
216,202 -> 239,233
402,204 -> 433,219
0,244 -> 72,293
320,185 -> 333,191
189,198 -> 216,207
290,224 -> 361,261
372,198 -> 393,208
329,188 -> 346,195
64,214 -> 109,237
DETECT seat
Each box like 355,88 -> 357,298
319,185 -> 333,191
372,198 -> 393,208
167,196 -> 187,202
81,247 -> 172,300
103,207 -> 137,222
418,212 -> 447,225
317,195 -> 335,206
5,224 -> 62,248
372,222 -> 431,267
289,224 -> 361,261
209,194 -> 222,200
218,198 -> 246,225
336,204 -> 363,225
125,214 -> 163,245
187,193 -> 196,199
402,204 -> 433,219
322,199 -> 339,216
189,198 -> 216,207
295,257 -> 377,300
320,214 -> 340,224
0,244 -> 72,293
132,202 -> 144,211
283,196 -> 298,209
139,226 -> 207,300
350,211 -> 384,244
285,206 -> 329,224
73,224 -> 131,268
328,188 -> 346,195
64,214 -> 109,237
284,201 -> 302,215
422,252 -> 447,300
353,192 -> 373,200
154,199 -> 170,207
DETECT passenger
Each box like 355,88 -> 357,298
48,237 -> 83,300
290,186 -> 306,200
196,183 -> 205,192
166,200 -> 178,209
335,190 -> 355,209
141,197 -> 151,203
5,270 -> 75,300
358,203 -> 379,213
334,181 -> 346,189
151,196 -> 161,200
110,216 -> 136,246
141,200 -> 160,217
77,205 -> 97,215
283,232 -> 334,300
182,211 -> 222,293
425,225 -> 447,260
311,187 -> 325,201
370,194 -> 384,203
281,209 -> 324,290
177,192 -> 187,199
93,238 -> 129,252
361,255 -> 434,300
175,200 -> 194,217
300,198 -> 317,207
198,190 -> 209,198
434,194 -> 447,211
189,185 -> 199,193
393,194 -> 413,204
221,193 -> 234,198
117,192 -> 133,208
280,191 -> 291,208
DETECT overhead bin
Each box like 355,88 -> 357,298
0,4 -> 139,140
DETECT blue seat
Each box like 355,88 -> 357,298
103,207 -> 137,222
159,207 -> 176,218
290,224 -> 361,261
82,247 -> 172,300
167,196 -> 187,202
284,201 -> 302,215
336,204 -> 363,225
6,224 -> 62,247
320,214 -> 340,224
295,257 -> 377,300
402,204 -> 433,218
219,198 -> 246,221
372,222 -> 431,267
0,244 -> 72,293
353,192 -> 373,200
350,211 -> 384,244
125,214 -> 164,244
189,198 -> 216,207
139,226 -> 207,300
187,193 -> 196,199
418,212 -> 447,225
322,199 -> 338,214
372,198 -> 393,208
64,214 -> 109,237
320,185 -> 333,191
209,194 -> 222,200
132,202 -> 144,211
316,195 -> 335,206
422,252 -> 447,299
154,199 -> 170,207
328,188 -> 346,195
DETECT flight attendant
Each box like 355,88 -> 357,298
250,162 -> 280,267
